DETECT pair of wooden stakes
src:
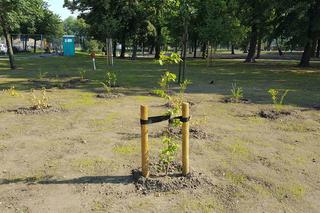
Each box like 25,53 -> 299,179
140,102 -> 190,178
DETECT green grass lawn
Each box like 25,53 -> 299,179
0,53 -> 319,212
1,53 -> 319,107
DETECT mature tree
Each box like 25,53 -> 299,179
142,0 -> 179,59
273,0 -> 320,66
64,16 -> 88,49
64,0 -> 135,58
0,0 -> 33,68
0,0 -> 62,67
32,9 -> 63,52
299,0 -> 320,67
236,0 -> 275,62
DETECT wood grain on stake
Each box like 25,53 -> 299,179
140,105 -> 149,177
182,102 -> 190,175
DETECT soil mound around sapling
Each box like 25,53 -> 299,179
132,162 -> 211,194
57,78 -> 91,89
28,79 -> 54,89
68,78 -> 90,84
7,106 -> 64,115
223,97 -> 251,104
258,109 -> 291,120
156,126 -> 209,140
96,93 -> 124,99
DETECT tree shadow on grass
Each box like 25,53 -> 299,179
0,175 -> 133,185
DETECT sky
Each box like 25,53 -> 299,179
46,0 -> 79,20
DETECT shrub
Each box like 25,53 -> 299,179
29,88 -> 49,110
100,71 -> 117,93
268,88 -> 289,112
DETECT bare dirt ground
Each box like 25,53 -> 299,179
0,87 -> 319,213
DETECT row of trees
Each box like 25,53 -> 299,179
0,0 -> 63,69
64,0 -> 320,67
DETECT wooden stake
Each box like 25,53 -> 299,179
140,105 -> 149,177
182,102 -> 190,175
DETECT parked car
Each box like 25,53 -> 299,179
0,43 -> 7,54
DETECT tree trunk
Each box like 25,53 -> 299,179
131,42 -> 137,60
231,44 -> 235,55
266,40 -> 272,51
245,24 -> 258,62
193,39 -> 197,58
120,39 -> 126,58
149,43 -> 154,54
142,43 -> 144,57
300,0 -> 320,66
154,25 -> 162,59
256,37 -> 262,59
311,38 -> 317,57
181,17 -> 188,82
316,39 -> 320,58
201,42 -> 207,59
300,40 -> 313,67
276,39 -> 283,56
2,25 -> 15,69
113,41 -> 117,57
24,36 -> 28,51
34,38 -> 37,53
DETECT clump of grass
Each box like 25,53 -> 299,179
112,144 -> 137,154
3,85 -> 19,97
72,157 -> 114,174
226,171 -> 247,185
37,70 -> 48,80
274,183 -> 306,201
229,142 -> 250,157
0,144 -> 7,151
230,82 -> 244,101
92,200 -> 108,211
29,88 -> 50,109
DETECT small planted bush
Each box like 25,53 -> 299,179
100,71 -> 117,94
153,52 -> 192,175
37,70 -> 48,80
268,88 -> 289,112
79,70 -> 87,80
29,88 -> 50,110
159,136 -> 179,175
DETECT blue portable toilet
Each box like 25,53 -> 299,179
63,35 -> 75,56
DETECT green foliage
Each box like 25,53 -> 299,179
84,40 -> 102,53
79,70 -> 87,80
152,71 -> 176,101
153,51 -> 192,175
180,79 -> 192,95
268,88 -> 289,111
113,144 -> 137,155
37,70 -> 48,80
159,136 -> 179,175
230,82 -> 244,100
159,52 -> 182,66
100,71 -> 117,94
